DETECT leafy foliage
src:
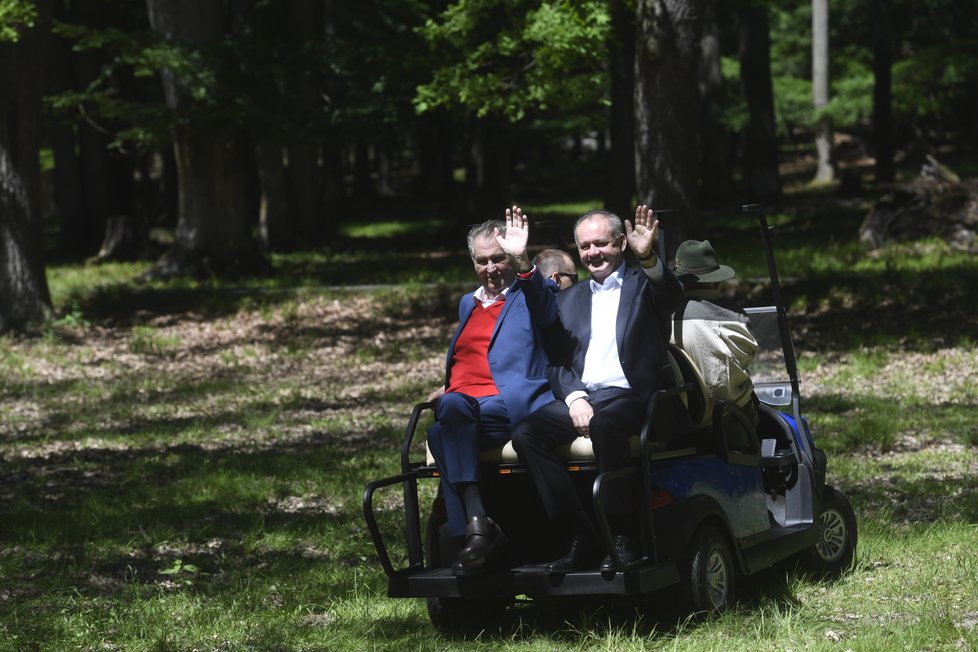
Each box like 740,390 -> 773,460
0,0 -> 36,42
893,40 -> 978,125
415,0 -> 611,121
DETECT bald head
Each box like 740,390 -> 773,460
533,248 -> 578,290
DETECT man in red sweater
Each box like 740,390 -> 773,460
426,215 -> 561,575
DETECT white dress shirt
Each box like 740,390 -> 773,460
580,266 -> 629,391
564,258 -> 664,407
472,285 -> 509,308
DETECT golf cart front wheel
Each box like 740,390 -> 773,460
803,485 -> 857,578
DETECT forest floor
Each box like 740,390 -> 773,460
2,175 -> 978,649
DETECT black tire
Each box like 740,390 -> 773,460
423,512 -> 508,635
802,485 -> 857,578
426,595 -> 508,635
679,525 -> 736,616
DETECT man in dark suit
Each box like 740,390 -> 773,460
510,205 -> 683,573
426,218 -> 560,575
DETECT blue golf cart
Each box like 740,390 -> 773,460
362,207 -> 857,632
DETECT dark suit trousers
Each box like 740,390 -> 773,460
426,392 -> 510,536
511,387 -> 646,521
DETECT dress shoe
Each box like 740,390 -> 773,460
452,515 -> 507,575
545,534 -> 605,573
599,535 -> 641,572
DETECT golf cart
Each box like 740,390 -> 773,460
362,206 -> 857,632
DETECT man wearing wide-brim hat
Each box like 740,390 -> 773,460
671,239 -> 760,450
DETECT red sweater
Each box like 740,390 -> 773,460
447,300 -> 504,397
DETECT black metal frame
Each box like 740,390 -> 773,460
362,205 -> 838,602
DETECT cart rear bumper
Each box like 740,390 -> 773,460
387,563 -> 680,599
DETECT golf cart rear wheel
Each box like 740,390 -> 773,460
679,524 -> 735,616
426,596 -> 507,635
803,485 -> 857,578
423,513 -> 508,634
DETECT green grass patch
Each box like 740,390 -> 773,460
341,216 -> 450,239
3,190 -> 978,649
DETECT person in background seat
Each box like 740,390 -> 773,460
670,239 -> 759,451
533,248 -> 578,291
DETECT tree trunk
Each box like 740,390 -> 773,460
606,0 -> 637,217
255,140 -> 292,250
377,143 -> 395,197
353,142 -> 373,198
739,2 -> 781,203
872,0 -> 895,184
146,0 -> 263,276
320,142 -> 344,243
288,137 -> 322,244
634,0 -> 704,253
415,111 -> 455,202
48,0 -> 119,256
812,0 -> 834,183
699,0 -> 732,203
285,0 -> 324,246
46,1 -> 87,255
75,59 -> 111,252
463,118 -> 509,227
0,1 -> 54,333
93,214 -> 150,262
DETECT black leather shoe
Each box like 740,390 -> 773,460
452,515 -> 507,575
545,534 -> 604,573
599,535 -> 641,572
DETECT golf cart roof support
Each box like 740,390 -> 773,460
742,204 -> 802,408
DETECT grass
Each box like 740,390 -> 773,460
2,195 -> 978,650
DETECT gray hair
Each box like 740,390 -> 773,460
573,210 -> 624,247
467,219 -> 506,259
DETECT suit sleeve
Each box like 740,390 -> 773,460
546,285 -> 589,401
516,269 -> 573,367
654,265 -> 684,325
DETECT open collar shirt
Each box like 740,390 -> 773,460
472,285 -> 509,309
580,263 -> 630,391
564,258 -> 666,407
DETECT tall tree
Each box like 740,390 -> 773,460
606,0 -> 636,216
634,0 -> 704,251
698,0 -> 732,203
0,0 -> 53,333
286,0 -> 324,244
416,0 -> 611,220
739,1 -> 781,202
871,0 -> 894,183
144,0 -> 262,276
811,0 -> 834,183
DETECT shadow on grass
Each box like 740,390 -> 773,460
0,433 -> 392,611
410,573 -> 803,644
781,266 -> 978,351
66,281 -> 458,328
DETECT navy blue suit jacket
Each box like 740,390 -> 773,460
521,263 -> 683,404
444,278 -> 558,426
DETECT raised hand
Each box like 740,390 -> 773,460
625,204 -> 659,260
496,205 -> 532,271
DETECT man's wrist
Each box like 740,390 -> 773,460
636,249 -> 657,262
513,253 -> 532,274
565,391 -> 588,408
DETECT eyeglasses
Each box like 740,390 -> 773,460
557,272 -> 578,284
